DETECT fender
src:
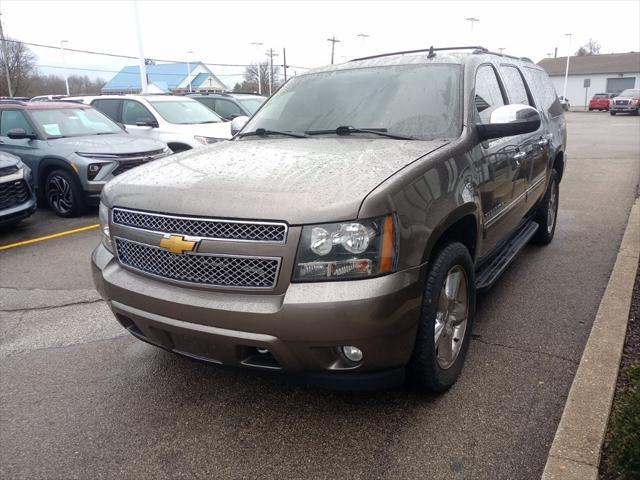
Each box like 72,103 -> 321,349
37,157 -> 79,192
421,202 -> 479,266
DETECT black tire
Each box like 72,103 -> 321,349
532,169 -> 559,245
407,242 -> 476,393
45,169 -> 85,217
610,111 -> 616,116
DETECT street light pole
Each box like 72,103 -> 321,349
562,33 -> 572,102
265,48 -> 278,96
250,42 -> 263,94
60,40 -> 70,95
186,50 -> 193,93
465,17 -> 479,32
357,33 -> 369,56
327,35 -> 340,64
0,11 -> 13,97
133,0 -> 148,94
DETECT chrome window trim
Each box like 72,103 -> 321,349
113,236 -> 282,290
111,207 -> 289,244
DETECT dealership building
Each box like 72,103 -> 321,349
538,52 -> 640,108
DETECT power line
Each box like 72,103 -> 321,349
3,37 -> 312,70
36,64 -> 246,77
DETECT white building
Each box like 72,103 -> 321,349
538,52 -> 640,108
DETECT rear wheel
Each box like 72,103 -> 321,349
407,242 -> 476,393
532,170 -> 559,245
45,169 -> 85,217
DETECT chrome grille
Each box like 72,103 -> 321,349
615,99 -> 630,105
112,208 -> 287,243
115,238 -> 280,289
0,180 -> 29,210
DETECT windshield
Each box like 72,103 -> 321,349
30,107 -> 122,138
237,97 -> 265,114
619,89 -> 640,97
148,100 -> 223,124
243,64 -> 462,140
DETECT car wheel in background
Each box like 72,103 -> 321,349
45,169 -> 85,217
407,242 -> 476,393
610,111 -> 616,116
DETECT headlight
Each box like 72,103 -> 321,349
292,214 -> 397,282
99,202 -> 113,253
194,135 -> 222,145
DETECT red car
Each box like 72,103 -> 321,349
588,93 -> 611,111
610,89 -> 640,115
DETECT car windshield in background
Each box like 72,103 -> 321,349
30,108 -> 122,138
619,89 -> 640,97
237,98 -> 265,114
148,100 -> 223,124
243,64 -> 462,140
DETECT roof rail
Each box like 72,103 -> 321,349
350,46 -> 488,62
0,99 -> 28,106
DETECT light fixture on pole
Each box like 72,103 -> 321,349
465,17 -> 479,32
327,35 -> 341,64
60,40 -> 70,95
186,50 -> 193,93
250,42 -> 263,94
498,47 -> 505,55
357,33 -> 369,56
562,33 -> 572,103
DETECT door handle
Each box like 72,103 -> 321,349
512,150 -> 526,167
536,138 -> 548,148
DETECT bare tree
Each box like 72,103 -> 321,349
236,61 -> 280,94
25,73 -> 105,97
575,38 -> 601,56
0,37 -> 37,96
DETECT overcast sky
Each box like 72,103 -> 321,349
2,0 -> 640,89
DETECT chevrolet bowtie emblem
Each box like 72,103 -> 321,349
159,235 -> 198,254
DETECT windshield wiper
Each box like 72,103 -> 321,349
199,120 -> 220,124
307,126 -> 417,140
238,128 -> 310,139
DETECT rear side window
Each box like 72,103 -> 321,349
522,67 -> 563,117
92,99 -> 121,122
194,97 -> 216,110
500,65 -> 532,106
474,65 -> 505,124
122,100 -> 155,125
0,110 -> 35,136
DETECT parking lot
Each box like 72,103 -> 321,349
1,111 -> 639,479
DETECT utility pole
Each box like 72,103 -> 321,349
562,33 -> 572,102
498,47 -> 505,55
60,40 -> 70,95
357,33 -> 369,57
0,10 -> 13,97
133,0 -> 148,94
250,42 -> 263,94
327,35 -> 340,64
465,17 -> 479,32
282,47 -> 287,82
265,48 -> 278,96
186,49 -> 193,93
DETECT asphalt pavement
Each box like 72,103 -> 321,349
1,111 -> 639,480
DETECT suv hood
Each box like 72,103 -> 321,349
48,133 -> 166,154
103,137 -> 447,224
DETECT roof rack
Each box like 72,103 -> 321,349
350,46 -> 488,62
0,99 -> 28,106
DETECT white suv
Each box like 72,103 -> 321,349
69,95 -> 232,152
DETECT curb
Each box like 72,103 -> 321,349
542,197 -> 640,480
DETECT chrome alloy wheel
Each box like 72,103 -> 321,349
547,179 -> 558,234
434,265 -> 469,370
47,174 -> 73,214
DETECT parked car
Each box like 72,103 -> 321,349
30,95 -> 69,102
70,95 -> 232,152
588,93 -> 611,111
93,46 -> 566,392
558,96 -> 570,111
609,89 -> 640,115
187,92 -> 267,120
0,101 -> 170,217
0,151 -> 36,227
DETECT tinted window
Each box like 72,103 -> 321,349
522,67 -> 563,117
244,64 -> 462,140
500,65 -> 531,106
0,110 -> 34,136
215,99 -> 244,119
193,97 -> 216,110
148,100 -> 222,124
92,99 -> 121,122
122,100 -> 155,124
474,65 -> 505,124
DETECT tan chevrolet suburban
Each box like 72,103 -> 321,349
92,46 -> 566,392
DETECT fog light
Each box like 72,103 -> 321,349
341,345 -> 363,363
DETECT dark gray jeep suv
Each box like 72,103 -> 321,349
93,46 -> 566,392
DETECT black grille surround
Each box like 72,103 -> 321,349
115,238 -> 281,289
614,99 -> 630,106
0,179 -> 30,210
112,208 -> 288,243
112,160 -> 145,176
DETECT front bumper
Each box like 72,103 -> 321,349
610,103 -> 638,113
92,244 -> 424,389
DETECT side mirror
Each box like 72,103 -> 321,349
230,115 -> 249,136
476,104 -> 541,141
135,118 -> 158,128
6,128 -> 37,140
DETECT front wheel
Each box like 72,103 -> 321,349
610,111 -> 616,116
407,242 -> 476,393
45,169 -> 85,217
